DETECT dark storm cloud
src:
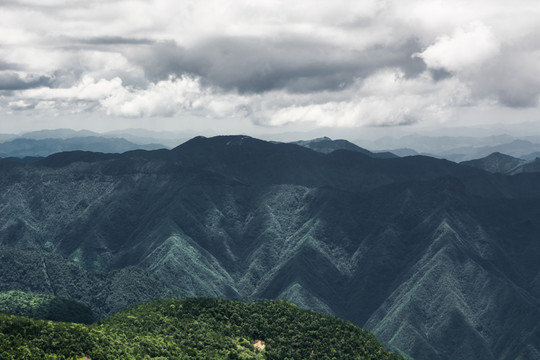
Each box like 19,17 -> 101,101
76,36 -> 156,46
429,68 -> 453,82
0,60 -> 21,71
496,75 -> 540,108
0,72 -> 52,91
465,49 -> 540,108
121,40 -> 188,84
0,0 -> 25,7
498,91 -> 538,108
129,36 -> 426,94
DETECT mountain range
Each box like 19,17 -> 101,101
1,135 -> 539,359
0,136 -> 166,158
4,128 -> 540,163
0,128 -> 190,148
362,134 -> 540,161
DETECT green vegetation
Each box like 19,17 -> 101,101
0,298 -> 402,360
0,291 -> 95,324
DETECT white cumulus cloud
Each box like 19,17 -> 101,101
415,22 -> 500,72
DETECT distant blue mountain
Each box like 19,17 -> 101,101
363,134 -> 540,162
0,136 -> 166,158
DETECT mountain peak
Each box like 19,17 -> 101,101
310,136 -> 332,142
291,137 -> 397,158
172,135 -> 266,152
461,152 -> 526,174
224,135 -> 252,146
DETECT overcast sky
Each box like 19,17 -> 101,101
1,0 -> 540,137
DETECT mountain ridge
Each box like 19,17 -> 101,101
0,135 -> 539,360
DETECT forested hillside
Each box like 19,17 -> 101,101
0,298 -> 403,359
0,290 -> 95,324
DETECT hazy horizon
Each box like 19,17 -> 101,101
2,121 -> 540,143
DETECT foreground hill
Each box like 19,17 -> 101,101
1,135 -> 540,359
0,298 -> 402,359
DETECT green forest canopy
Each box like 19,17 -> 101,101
0,297 -> 403,360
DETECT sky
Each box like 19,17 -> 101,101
1,0 -> 540,138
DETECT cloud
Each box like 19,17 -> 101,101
1,0 -> 540,132
0,71 -> 52,90
255,69 -> 470,127
415,22 -> 500,72
0,60 -> 21,71
74,36 -> 156,46
22,76 -> 123,100
14,76 -> 125,115
470,49 -> 540,107
8,99 -> 35,110
102,75 -> 207,117
12,69 -> 464,129
412,20 -> 540,108
15,74 -> 250,119
101,75 -> 250,118
130,36 -> 426,94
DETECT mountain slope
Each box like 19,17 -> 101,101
462,152 -> 540,175
517,158 -> 540,174
0,248 -> 178,318
0,298 -> 403,359
0,290 -> 95,324
461,152 -> 526,173
0,135 -> 539,359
